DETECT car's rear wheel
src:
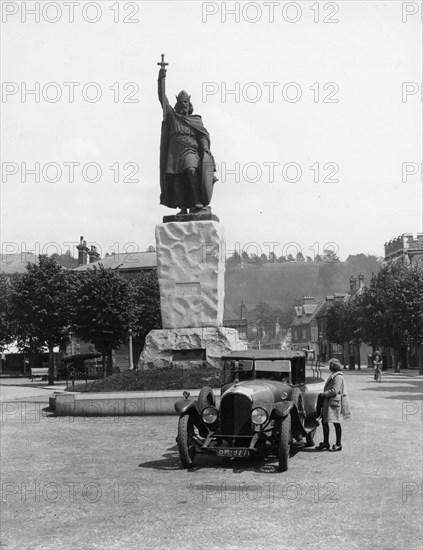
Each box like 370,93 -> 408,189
177,414 -> 196,469
278,414 -> 291,472
198,386 -> 215,412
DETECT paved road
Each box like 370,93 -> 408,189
1,370 -> 422,550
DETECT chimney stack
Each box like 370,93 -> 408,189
358,273 -> 365,289
88,245 -> 100,264
349,275 -> 357,292
76,236 -> 89,266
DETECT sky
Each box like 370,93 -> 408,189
1,0 -> 422,263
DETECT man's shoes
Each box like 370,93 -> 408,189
329,444 -> 342,452
316,442 -> 330,451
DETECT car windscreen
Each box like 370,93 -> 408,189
222,360 -> 253,383
255,360 -> 291,381
255,360 -> 291,372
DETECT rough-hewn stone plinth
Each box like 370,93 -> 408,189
137,327 -> 246,370
155,221 -> 225,329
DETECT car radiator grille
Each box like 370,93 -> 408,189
220,393 -> 252,436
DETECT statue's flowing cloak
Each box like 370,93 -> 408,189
159,105 -> 216,208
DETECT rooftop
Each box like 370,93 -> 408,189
74,252 -> 157,272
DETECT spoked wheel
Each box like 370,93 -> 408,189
278,414 -> 292,472
177,414 -> 197,469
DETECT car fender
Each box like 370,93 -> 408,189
302,390 -> 320,424
174,399 -> 199,416
274,401 -> 293,418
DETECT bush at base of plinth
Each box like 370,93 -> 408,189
68,365 -> 221,393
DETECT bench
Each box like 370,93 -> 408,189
30,367 -> 49,381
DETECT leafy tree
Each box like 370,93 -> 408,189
286,254 -> 295,262
296,252 -> 305,262
249,253 -> 259,263
306,256 -> 313,262
314,254 -> 323,262
146,245 -> 156,252
241,251 -> 250,263
253,302 -> 289,340
327,261 -> 423,364
129,272 -> 162,347
10,256 -> 73,384
268,251 -> 277,263
359,261 -> 423,353
226,250 -> 242,267
345,253 -> 382,279
326,299 -> 362,345
50,250 -> 78,268
0,275 -> 14,351
323,248 -> 340,263
344,254 -> 382,290
326,300 -> 349,346
326,297 -> 365,365
70,265 -> 134,377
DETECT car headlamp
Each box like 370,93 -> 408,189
202,406 -> 219,424
251,407 -> 268,426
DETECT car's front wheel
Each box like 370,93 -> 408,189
278,414 -> 291,472
177,414 -> 196,469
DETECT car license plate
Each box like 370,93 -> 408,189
217,448 -> 250,457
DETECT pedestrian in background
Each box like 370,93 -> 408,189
373,351 -> 383,381
316,358 -> 351,452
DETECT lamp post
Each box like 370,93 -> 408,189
404,329 -> 410,369
240,299 -> 245,320
128,329 -> 134,370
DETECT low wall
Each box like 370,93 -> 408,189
53,380 -> 325,416
54,389 -> 209,416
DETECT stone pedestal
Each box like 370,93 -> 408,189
137,327 -> 245,370
155,220 -> 225,329
137,218 -> 246,370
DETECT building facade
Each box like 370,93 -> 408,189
384,233 -> 423,266
290,296 -> 324,355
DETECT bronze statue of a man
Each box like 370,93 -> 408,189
157,58 -> 217,215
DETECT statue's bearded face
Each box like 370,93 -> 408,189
176,98 -> 189,115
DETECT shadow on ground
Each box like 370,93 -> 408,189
138,443 -> 319,474
359,382 -> 423,400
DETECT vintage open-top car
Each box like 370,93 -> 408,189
174,350 -> 320,471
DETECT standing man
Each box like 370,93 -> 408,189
157,55 -> 217,215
